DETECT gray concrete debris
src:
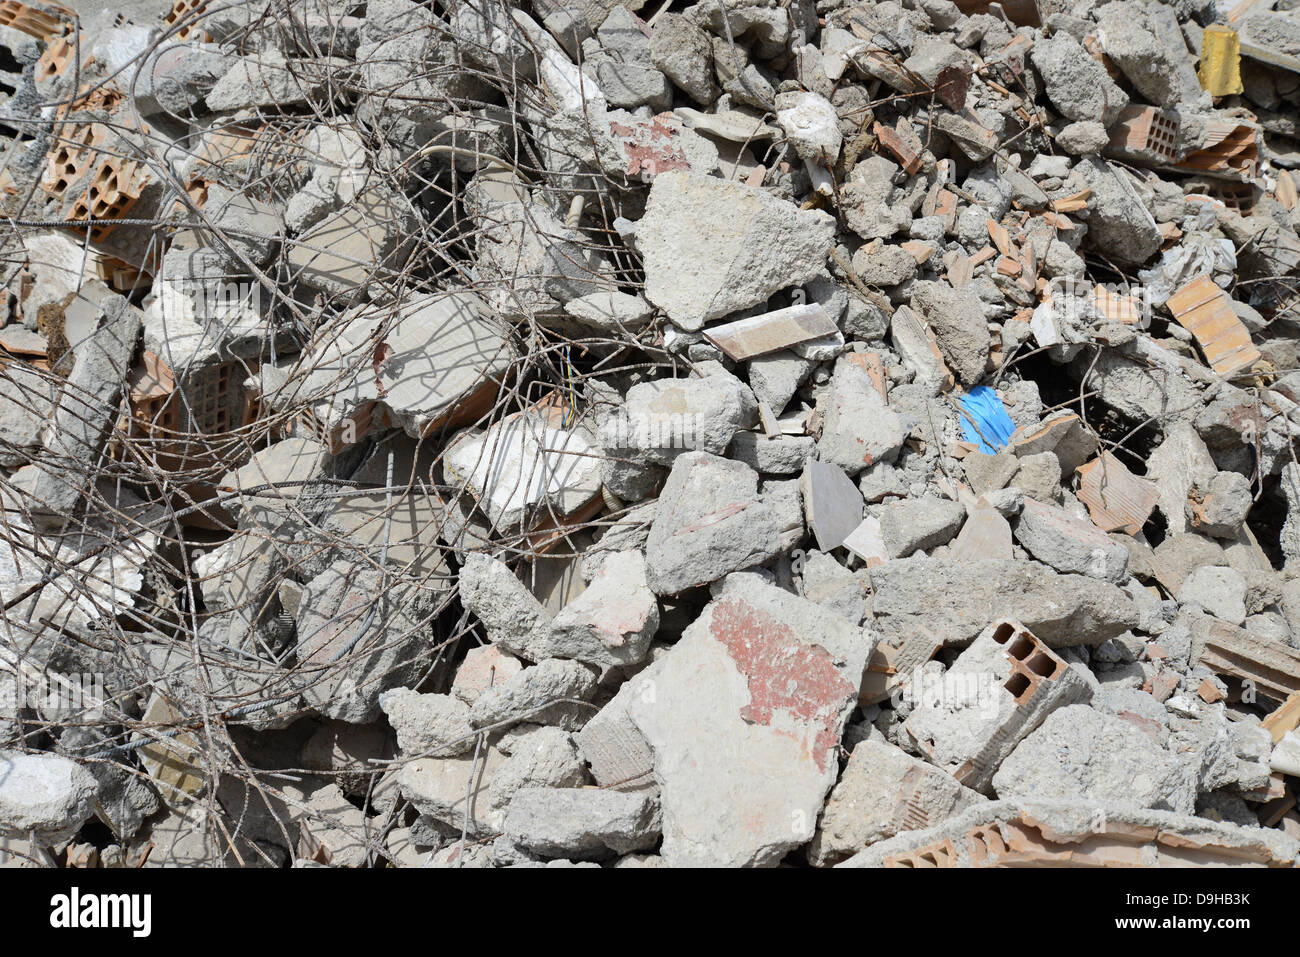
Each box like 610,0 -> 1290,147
628,577 -> 869,865
903,621 -> 1095,793
909,280 -> 989,387
600,373 -> 755,467
1030,33 -> 1130,124
871,558 -> 1141,648
488,726 -> 586,813
1013,499 -> 1130,583
468,658 -> 599,732
379,689 -> 476,757
5,0 -> 1300,872
644,451 -> 782,594
993,705 -> 1196,813
817,353 -> 910,474
503,787 -> 660,858
879,497 -> 967,559
0,751 -> 100,844
548,551 -> 660,668
28,295 -> 141,529
809,740 -> 986,866
635,171 -> 836,329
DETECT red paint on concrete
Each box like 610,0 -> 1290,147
709,597 -> 854,772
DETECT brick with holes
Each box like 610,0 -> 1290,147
626,574 -> 871,866
843,800 -> 1300,867
902,620 -> 1094,794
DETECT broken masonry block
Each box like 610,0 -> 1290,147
902,620 -> 1093,794
948,506 -> 1014,563
1261,692 -> 1300,743
34,30 -> 83,84
859,631 -> 942,706
847,800 -> 1300,867
810,740 -> 986,866
882,837 -> 958,868
1105,105 -> 1181,166
28,294 -> 142,529
1237,6 -> 1300,76
264,291 -> 512,454
163,0 -> 211,42
1190,615 -> 1300,705
626,579 -> 867,866
444,398 -> 604,537
1166,274 -> 1262,378
40,124 -> 109,205
1074,452 -> 1160,536
1178,119 -> 1261,182
0,0 -> 69,38
41,116 -> 153,244
577,679 -> 659,794
1010,412 -> 1097,477
841,515 -> 888,568
119,335 -> 257,454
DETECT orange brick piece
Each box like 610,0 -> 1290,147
1106,106 -> 1181,164
990,621 -> 1071,707
873,121 -> 922,175
882,837 -> 958,868
67,157 -> 148,241
1178,120 -> 1260,181
1075,452 -> 1159,535
1165,275 -> 1261,378
0,0 -> 69,38
164,0 -> 210,41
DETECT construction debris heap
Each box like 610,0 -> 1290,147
1,0 -> 1300,869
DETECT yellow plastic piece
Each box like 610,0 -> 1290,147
1199,25 -> 1244,96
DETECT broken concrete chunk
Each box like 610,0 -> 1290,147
548,551 -> 660,668
994,705 -> 1195,812
396,746 -> 509,838
628,582 -> 867,866
636,171 -> 836,330
0,751 -> 100,844
1013,499 -> 1130,583
910,280 -> 989,387
1030,33 -> 1130,125
601,374 -> 755,467
469,658 -> 599,732
817,353 -> 910,473
871,558 -> 1141,648
809,740 -> 986,866
644,452 -> 782,595
379,689 -> 475,757
503,787 -> 660,858
879,497 -> 967,559
445,406 -> 603,533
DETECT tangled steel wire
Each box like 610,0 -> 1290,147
0,0 -> 794,866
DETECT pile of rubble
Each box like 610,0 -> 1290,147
2,0 -> 1300,868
